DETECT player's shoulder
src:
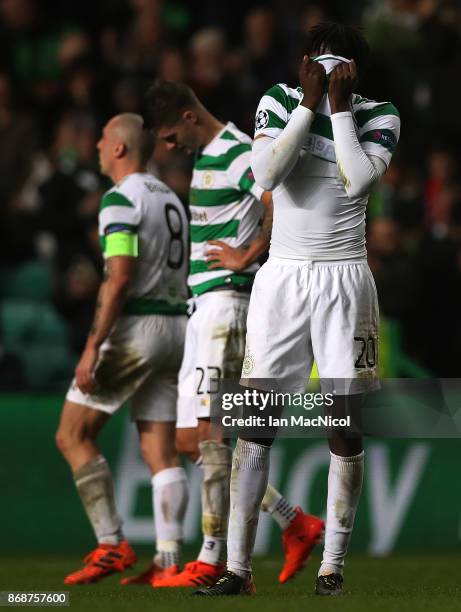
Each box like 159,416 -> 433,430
352,94 -> 400,129
260,83 -> 303,110
200,123 -> 252,168
100,184 -> 136,211
122,172 -> 177,200
220,122 -> 252,146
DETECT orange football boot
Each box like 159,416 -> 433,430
120,563 -> 179,586
154,560 -> 224,588
279,508 -> 325,584
64,540 -> 137,585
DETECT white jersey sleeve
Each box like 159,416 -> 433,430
99,189 -> 141,255
355,100 -> 401,167
254,84 -> 302,140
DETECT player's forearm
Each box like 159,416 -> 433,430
85,278 -> 130,349
239,237 -> 270,268
239,203 -> 273,267
251,106 -> 315,190
331,112 -> 387,199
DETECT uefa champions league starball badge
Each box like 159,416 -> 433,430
255,110 -> 269,130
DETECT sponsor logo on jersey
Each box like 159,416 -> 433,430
192,211 -> 208,222
202,171 -> 215,188
304,135 -> 336,162
255,109 -> 269,130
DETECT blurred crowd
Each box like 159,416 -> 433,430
0,0 -> 461,388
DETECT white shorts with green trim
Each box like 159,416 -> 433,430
176,290 -> 249,428
66,314 -> 187,421
240,257 -> 380,395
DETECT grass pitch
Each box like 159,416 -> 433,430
2,554 -> 461,612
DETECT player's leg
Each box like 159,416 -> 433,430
314,399 -> 364,596
121,418 -> 189,585
311,261 -> 378,595
195,417 -> 232,570
56,400 -> 109,472
56,400 -> 136,584
56,401 -> 123,543
193,294 -> 248,573
261,483 -> 325,584
120,314 -> 190,585
56,317 -> 167,584
158,292 -> 245,587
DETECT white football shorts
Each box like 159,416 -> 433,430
176,290 -> 249,428
66,314 -> 187,421
240,257 -> 379,395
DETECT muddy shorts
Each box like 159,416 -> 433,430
66,314 -> 187,421
176,291 -> 249,428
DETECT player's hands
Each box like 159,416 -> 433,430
75,345 -> 99,394
206,240 -> 249,272
328,60 -> 357,114
299,55 -> 326,112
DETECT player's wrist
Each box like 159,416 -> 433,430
329,99 -> 350,114
298,101 -> 317,116
236,249 -> 252,269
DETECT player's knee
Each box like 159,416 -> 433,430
55,429 -> 68,455
175,429 -> 200,462
139,435 -> 178,472
55,421 -> 94,456
55,427 -> 81,456
138,436 -> 158,468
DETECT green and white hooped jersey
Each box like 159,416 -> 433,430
254,83 -> 401,260
189,122 -> 264,296
99,172 -> 188,315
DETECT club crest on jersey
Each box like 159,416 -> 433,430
202,171 -> 215,188
255,110 -> 269,130
242,350 -> 255,376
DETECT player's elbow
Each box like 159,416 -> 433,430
251,147 -> 279,191
259,176 -> 278,191
345,174 -> 379,200
252,166 -> 278,191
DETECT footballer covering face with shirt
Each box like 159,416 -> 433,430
197,22 -> 400,598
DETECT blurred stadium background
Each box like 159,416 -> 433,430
1,0 -> 461,593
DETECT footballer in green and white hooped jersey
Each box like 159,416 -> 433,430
67,170 -> 189,420
178,120 -> 268,428
59,113 -> 190,586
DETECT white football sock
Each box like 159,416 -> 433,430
74,455 -> 123,545
319,451 -> 364,576
261,484 -> 297,531
154,540 -> 181,569
227,439 -> 271,578
197,441 -> 232,566
152,467 -> 188,568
